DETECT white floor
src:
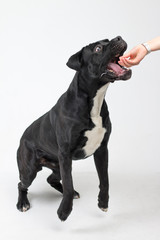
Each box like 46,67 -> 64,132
1,169 -> 160,240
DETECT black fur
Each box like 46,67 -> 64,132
16,36 -> 132,221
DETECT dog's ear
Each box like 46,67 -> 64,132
66,49 -> 83,71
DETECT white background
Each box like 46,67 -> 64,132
0,0 -> 160,239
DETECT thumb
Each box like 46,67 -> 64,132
121,52 -> 131,58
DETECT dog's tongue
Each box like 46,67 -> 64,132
107,62 -> 125,75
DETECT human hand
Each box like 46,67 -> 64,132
118,44 -> 148,68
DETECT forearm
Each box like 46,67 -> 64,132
147,36 -> 160,52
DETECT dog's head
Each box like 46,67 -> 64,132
67,36 -> 132,82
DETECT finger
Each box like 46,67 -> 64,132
124,58 -> 140,66
118,57 -> 128,66
118,59 -> 125,66
121,57 -> 140,67
118,58 -> 131,68
121,58 -> 132,68
119,56 -> 130,63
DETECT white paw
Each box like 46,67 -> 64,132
100,207 -> 108,212
73,195 -> 80,199
22,205 -> 30,212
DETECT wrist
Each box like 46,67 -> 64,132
141,42 -> 152,54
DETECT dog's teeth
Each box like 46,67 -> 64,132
122,66 -> 129,71
100,73 -> 106,77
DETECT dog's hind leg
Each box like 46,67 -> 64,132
47,169 -> 80,199
47,169 -> 63,194
16,142 -> 39,212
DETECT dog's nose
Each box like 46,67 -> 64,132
111,36 -> 122,44
116,36 -> 122,41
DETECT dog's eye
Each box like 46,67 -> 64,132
94,45 -> 102,53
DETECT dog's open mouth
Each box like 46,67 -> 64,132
107,55 -> 128,75
101,53 -> 132,81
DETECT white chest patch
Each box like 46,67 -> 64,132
83,83 -> 110,157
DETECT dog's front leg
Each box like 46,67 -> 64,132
94,142 -> 109,212
57,151 -> 74,221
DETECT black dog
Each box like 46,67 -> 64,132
16,36 -> 132,221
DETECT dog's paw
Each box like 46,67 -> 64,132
57,208 -> 71,221
98,201 -> 108,213
98,192 -> 109,213
100,207 -> 108,212
16,199 -> 30,212
73,191 -> 80,199
57,200 -> 73,221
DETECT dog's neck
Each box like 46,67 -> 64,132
76,72 -> 109,98
67,73 -> 110,114
91,83 -> 110,117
